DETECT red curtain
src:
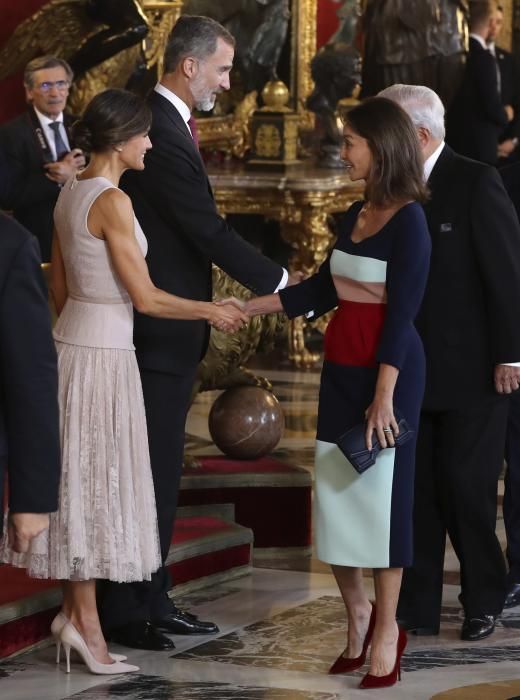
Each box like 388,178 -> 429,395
317,0 -> 341,49
0,1 -> 50,124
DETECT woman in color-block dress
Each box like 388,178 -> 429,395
238,97 -> 431,689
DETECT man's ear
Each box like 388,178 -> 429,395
181,56 -> 198,79
417,126 -> 430,149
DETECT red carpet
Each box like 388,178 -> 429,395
0,515 -> 251,659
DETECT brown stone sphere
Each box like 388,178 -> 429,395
208,386 -> 285,459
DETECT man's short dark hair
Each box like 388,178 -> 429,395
24,55 -> 74,88
163,15 -> 235,74
469,0 -> 498,32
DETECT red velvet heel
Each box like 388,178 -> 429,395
359,626 -> 407,689
329,603 -> 376,674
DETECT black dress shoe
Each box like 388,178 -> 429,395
504,583 -> 520,609
396,618 -> 439,636
108,621 -> 175,650
460,614 -> 496,641
154,607 -> 219,635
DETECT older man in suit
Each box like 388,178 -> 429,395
446,0 -> 512,164
0,56 -> 84,262
0,213 -> 60,553
380,83 -> 520,641
98,15 -> 289,651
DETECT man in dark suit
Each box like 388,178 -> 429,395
446,0 -> 512,164
99,15 -> 288,650
499,160 -> 520,609
0,213 -> 60,552
381,83 -> 520,640
489,5 -> 520,164
0,56 -> 84,262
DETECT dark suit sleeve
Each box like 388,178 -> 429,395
138,134 -> 284,296
0,234 -> 60,513
279,248 -> 338,319
376,209 -> 431,370
471,167 -> 520,363
474,50 -> 509,127
0,124 -> 58,211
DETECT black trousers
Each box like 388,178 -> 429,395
505,391 -> 520,583
398,396 -> 508,624
99,367 -> 197,633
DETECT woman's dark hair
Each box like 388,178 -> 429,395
342,97 -> 428,207
72,89 -> 151,153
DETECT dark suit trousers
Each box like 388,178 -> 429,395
505,391 -> 520,582
398,396 -> 508,624
99,367 -> 196,633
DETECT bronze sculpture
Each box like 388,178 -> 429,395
361,0 -> 469,107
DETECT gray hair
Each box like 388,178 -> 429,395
378,84 -> 446,140
24,55 -> 73,88
163,15 -> 235,74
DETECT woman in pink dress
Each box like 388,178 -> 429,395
1,89 -> 247,674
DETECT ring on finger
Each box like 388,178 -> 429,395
382,427 -> 392,433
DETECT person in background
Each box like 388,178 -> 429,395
0,56 -> 85,261
446,0 -> 512,164
381,83 -> 520,641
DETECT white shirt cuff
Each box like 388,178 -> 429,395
501,362 -> 520,367
274,268 -> 288,292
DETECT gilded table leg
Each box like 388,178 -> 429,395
280,207 -> 335,368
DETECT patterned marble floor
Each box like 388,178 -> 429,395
2,361 -> 519,700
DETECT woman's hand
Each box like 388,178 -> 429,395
214,296 -> 246,312
364,396 -> 399,450
208,301 -> 249,333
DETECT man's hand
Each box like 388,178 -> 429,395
498,138 -> 518,158
494,364 -> 520,394
8,512 -> 50,553
505,105 -> 515,122
208,300 -> 249,333
214,296 -> 246,312
44,149 -> 85,184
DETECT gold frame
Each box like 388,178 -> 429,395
197,0 -> 317,147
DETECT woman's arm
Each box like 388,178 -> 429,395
50,229 -> 68,316
93,189 -> 248,331
365,364 -> 399,450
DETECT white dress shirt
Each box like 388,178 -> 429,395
153,83 -> 288,292
34,107 -> 70,162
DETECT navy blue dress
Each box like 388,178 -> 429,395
280,201 -> 431,567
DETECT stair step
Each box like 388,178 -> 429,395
0,515 -> 252,659
179,456 -> 312,555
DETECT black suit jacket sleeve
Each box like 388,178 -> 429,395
472,166 -> 520,362
474,46 -> 509,127
137,130 -> 283,296
279,249 -> 338,319
0,223 -> 60,516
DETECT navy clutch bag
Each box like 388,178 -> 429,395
336,411 -> 414,475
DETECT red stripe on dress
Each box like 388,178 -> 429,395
324,300 -> 386,367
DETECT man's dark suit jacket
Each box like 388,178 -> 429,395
446,37 -> 509,164
501,160 -> 520,215
122,91 -> 283,374
497,46 -> 520,160
0,108 -> 76,261
0,213 -> 60,536
418,145 -> 520,409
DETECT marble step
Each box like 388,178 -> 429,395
0,514 -> 252,659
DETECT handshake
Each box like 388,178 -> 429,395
208,296 -> 250,334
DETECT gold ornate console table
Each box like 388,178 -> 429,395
207,161 -> 363,368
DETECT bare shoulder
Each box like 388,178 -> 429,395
95,187 -> 134,229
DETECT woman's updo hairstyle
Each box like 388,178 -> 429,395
72,88 -> 152,153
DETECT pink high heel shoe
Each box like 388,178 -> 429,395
51,612 -> 127,663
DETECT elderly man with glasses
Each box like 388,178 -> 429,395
0,56 -> 85,261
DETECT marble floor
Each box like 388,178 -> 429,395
2,359 -> 519,700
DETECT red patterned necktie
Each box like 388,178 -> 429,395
187,115 -> 199,149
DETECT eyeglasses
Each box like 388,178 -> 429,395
35,80 -> 70,92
